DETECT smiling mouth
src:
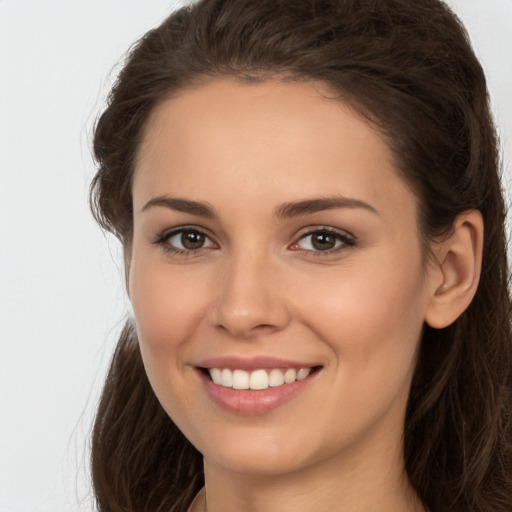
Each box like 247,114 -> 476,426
199,366 -> 322,390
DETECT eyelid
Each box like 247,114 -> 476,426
151,224 -> 355,257
152,225 -> 218,254
289,226 -> 356,254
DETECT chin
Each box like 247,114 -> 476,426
205,446 -> 312,477
191,422 -> 333,478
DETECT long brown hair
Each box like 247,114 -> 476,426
90,1 -> 512,511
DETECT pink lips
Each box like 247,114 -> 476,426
195,356 -> 320,415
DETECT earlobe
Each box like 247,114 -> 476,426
424,210 -> 483,329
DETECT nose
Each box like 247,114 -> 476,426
208,250 -> 291,339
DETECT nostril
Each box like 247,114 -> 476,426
254,323 -> 276,330
212,319 -> 284,339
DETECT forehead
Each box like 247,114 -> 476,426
133,79 -> 415,221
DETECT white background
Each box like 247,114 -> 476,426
0,1 -> 511,511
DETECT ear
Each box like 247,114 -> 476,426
424,210 -> 483,329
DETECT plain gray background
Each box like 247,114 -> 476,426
0,1 -> 511,510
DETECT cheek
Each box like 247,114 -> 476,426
128,260 -> 217,435
292,263 -> 427,450
128,259 -> 213,393
301,255 -> 427,390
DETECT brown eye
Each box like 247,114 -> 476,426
310,232 -> 337,251
294,228 -> 354,253
181,230 -> 206,249
163,228 -> 215,252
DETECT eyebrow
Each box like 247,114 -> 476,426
141,196 -> 216,217
275,196 -> 378,219
141,194 -> 378,218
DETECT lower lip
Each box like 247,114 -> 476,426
197,369 -> 318,415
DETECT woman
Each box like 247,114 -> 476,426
89,0 -> 512,511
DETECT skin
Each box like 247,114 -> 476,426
128,79 -> 481,512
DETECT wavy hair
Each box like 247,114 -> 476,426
90,1 -> 512,510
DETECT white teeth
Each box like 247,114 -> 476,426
207,367 -> 313,389
284,368 -> 297,383
268,368 -> 285,387
221,368 -> 233,387
232,369 -> 249,389
296,368 -> 311,380
250,369 -> 269,390
210,368 -> 222,385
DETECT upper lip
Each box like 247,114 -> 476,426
195,356 -> 320,371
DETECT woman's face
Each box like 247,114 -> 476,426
129,79 -> 437,476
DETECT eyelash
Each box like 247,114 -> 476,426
153,226 -> 356,257
152,226 -> 217,257
292,227 -> 356,256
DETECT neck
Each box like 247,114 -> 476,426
200,438 -> 425,512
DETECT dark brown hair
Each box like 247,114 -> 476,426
90,1 -> 512,511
